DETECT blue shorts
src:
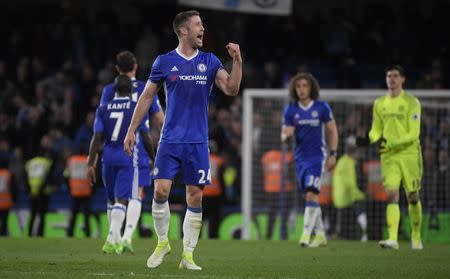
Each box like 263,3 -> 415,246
295,160 -> 324,193
153,142 -> 211,186
139,166 -> 152,187
102,164 -> 139,200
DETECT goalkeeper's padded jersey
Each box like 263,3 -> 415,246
369,90 -> 421,156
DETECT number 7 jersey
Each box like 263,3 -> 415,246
94,96 -> 144,166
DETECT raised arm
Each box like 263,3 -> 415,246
124,81 -> 161,155
215,43 -> 242,96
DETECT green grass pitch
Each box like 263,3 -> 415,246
1,238 -> 449,279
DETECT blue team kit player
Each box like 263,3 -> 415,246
99,51 -> 164,253
87,74 -> 155,254
281,72 -> 339,248
123,10 -> 242,270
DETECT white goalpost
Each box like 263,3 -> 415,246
242,89 -> 450,241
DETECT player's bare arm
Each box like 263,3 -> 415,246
281,125 -> 295,142
325,120 -> 338,170
86,153 -> 99,170
87,132 -> 104,185
215,43 -> 242,96
140,130 -> 155,162
152,111 -> 165,133
124,81 -> 161,155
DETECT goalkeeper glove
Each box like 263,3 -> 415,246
379,138 -> 390,154
356,131 -> 370,147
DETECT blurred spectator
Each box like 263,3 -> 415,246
437,150 -> 450,209
0,61 -> 9,91
9,148 -> 27,193
0,138 -> 11,164
202,143 -> 226,238
48,126 -> 72,154
211,109 -> 232,154
25,135 -> 56,237
417,58 -> 444,89
9,147 -> 27,234
0,112 -> 15,144
422,143 -> 436,203
65,146 -> 92,238
263,61 -> 282,88
438,121 -> 449,152
135,26 -> 160,78
73,111 -> 95,154
332,136 -> 368,242
261,149 -> 294,240
336,57 -> 361,88
78,60 -> 96,118
0,153 -> 16,236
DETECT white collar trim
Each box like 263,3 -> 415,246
298,100 -> 314,111
175,48 -> 199,61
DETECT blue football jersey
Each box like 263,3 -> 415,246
149,49 -> 223,143
100,78 -> 162,114
94,97 -> 144,166
99,78 -> 162,166
283,100 -> 334,162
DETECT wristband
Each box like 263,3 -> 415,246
329,150 -> 337,157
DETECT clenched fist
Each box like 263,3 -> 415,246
226,43 -> 242,63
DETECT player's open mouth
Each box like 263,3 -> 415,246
197,35 -> 203,40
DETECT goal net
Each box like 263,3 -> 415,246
242,89 -> 450,243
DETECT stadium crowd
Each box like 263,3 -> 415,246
0,0 -> 449,238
